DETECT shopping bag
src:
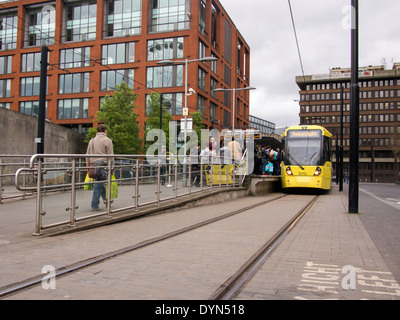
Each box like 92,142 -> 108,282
84,173 -> 94,190
106,174 -> 119,199
87,167 -> 95,179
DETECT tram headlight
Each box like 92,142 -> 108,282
286,166 -> 293,175
314,167 -> 322,176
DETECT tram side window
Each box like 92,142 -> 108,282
323,136 -> 332,162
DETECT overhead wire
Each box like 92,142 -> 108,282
288,0 -> 306,80
288,0 -> 310,121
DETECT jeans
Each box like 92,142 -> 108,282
262,158 -> 267,174
91,163 -> 106,209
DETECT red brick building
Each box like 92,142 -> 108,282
0,0 -> 251,137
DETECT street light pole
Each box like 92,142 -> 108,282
349,0 -> 359,213
157,56 -> 219,186
37,45 -> 48,155
213,86 -> 256,139
159,93 -> 164,155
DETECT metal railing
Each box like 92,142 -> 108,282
13,153 -> 248,235
0,155 -> 34,203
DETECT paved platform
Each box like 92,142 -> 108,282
237,185 -> 400,300
0,183 -> 399,300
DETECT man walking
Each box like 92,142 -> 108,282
86,124 -> 114,211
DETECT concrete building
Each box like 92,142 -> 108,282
249,115 -> 275,135
0,0 -> 251,136
296,64 -> 400,183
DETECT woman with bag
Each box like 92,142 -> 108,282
86,124 -> 114,211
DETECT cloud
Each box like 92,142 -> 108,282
219,0 -> 400,128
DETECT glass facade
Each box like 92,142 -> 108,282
21,52 -> 42,72
0,55 -> 11,74
146,92 -> 183,116
65,1 -> 97,42
146,65 -> 183,88
58,98 -> 89,119
60,47 -> 91,69
149,0 -> 191,33
59,73 -> 90,94
0,0 -> 251,136
27,5 -> 55,46
101,69 -> 134,91
102,42 -> 135,65
105,0 -> 142,37
0,10 -> 17,50
147,37 -> 183,61
20,101 -> 47,117
0,78 -> 10,97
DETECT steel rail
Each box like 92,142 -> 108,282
0,194 -> 287,299
209,195 -> 318,300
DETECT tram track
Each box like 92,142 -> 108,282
1,194 -> 318,299
209,195 -> 318,300
1,194 -> 291,299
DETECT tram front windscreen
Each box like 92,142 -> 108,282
284,130 -> 323,166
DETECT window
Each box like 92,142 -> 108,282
58,98 -> 89,119
198,67 -> 206,91
102,42 -> 135,65
0,102 -> 10,109
199,40 -> 206,60
211,53 -> 217,74
149,0 -> 191,33
101,69 -> 134,91
60,47 -> 91,69
0,10 -> 17,50
223,109 -> 230,128
147,65 -> 183,88
210,77 -> 217,98
211,4 -> 218,48
210,102 -> 217,121
0,78 -> 10,97
0,55 -> 11,74
146,92 -> 183,116
224,19 -> 232,64
26,5 -> 55,46
20,77 -> 43,96
21,52 -> 42,72
105,0 -> 142,37
197,94 -> 205,115
237,40 -> 242,75
65,1 -> 97,42
224,90 -> 231,108
20,101 -> 47,117
224,65 -> 231,86
59,73 -> 89,94
199,0 -> 206,36
147,37 -> 183,61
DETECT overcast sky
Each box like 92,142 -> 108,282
219,0 -> 400,129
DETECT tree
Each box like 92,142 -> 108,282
191,111 -> 205,140
85,82 -> 141,154
144,92 -> 173,152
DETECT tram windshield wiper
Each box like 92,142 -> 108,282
287,154 -> 305,170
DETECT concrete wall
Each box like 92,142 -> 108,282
0,108 -> 85,155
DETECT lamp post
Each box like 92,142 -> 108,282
213,86 -> 256,138
157,56 -> 219,185
159,93 -> 164,155
349,0 -> 359,213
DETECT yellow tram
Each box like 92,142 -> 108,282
281,125 -> 332,191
